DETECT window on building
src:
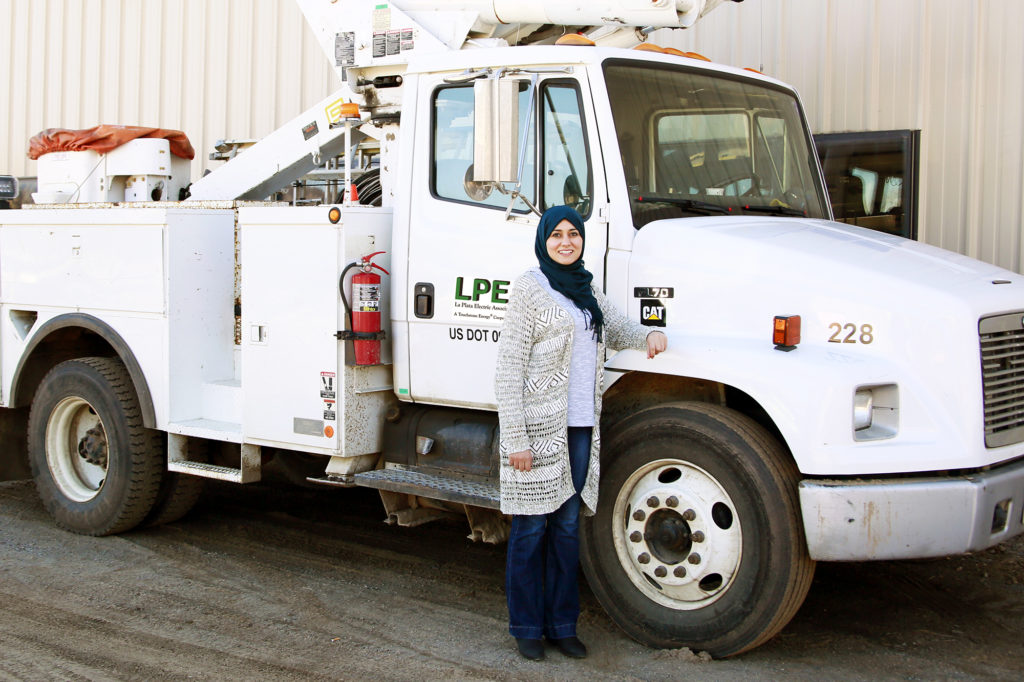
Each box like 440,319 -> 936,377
814,130 -> 920,239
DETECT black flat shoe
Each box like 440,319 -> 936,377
516,638 -> 545,660
550,635 -> 587,658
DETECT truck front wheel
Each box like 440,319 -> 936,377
28,357 -> 163,535
581,402 -> 815,657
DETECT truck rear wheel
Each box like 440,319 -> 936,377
143,440 -> 206,527
28,357 -> 163,535
581,402 -> 815,657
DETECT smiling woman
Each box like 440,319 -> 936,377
494,205 -> 666,660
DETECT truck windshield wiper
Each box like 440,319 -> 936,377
741,203 -> 807,217
636,195 -> 730,215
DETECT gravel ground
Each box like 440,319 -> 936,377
2,477 -> 1023,680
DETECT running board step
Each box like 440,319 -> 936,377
353,466 -> 500,510
167,460 -> 248,483
166,433 -> 261,483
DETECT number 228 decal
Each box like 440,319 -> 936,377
828,323 -> 874,344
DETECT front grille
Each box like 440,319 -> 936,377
980,312 -> 1024,447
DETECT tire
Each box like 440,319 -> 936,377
27,357 -> 163,535
581,401 -> 815,658
143,439 -> 206,526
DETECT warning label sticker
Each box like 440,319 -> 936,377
320,371 -> 336,399
355,282 -> 380,312
323,399 -> 336,421
372,4 -> 391,31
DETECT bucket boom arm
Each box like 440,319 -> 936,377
187,0 -> 739,202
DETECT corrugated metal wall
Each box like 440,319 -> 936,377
4,0 -> 1023,272
0,0 -> 340,180
656,0 -> 1024,272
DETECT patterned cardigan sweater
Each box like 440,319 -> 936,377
494,272 -> 650,516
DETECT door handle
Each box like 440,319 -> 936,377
414,282 -> 434,319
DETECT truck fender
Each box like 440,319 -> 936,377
602,336 -> 950,475
9,313 -> 156,429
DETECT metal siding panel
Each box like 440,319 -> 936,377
160,0 -> 185,133
0,0 -> 12,174
80,0 -> 103,129
972,2 -> 1024,273
226,0 -> 254,145
921,1 -> 976,254
138,0 -> 165,127
251,0 -> 280,137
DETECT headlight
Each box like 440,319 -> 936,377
853,391 -> 874,431
853,385 -> 899,441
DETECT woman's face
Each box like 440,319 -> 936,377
546,219 -> 584,266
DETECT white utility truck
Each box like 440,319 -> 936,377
3,0 -> 1024,657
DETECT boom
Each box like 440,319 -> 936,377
187,0 -> 739,201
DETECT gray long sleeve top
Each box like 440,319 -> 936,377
494,271 -> 650,516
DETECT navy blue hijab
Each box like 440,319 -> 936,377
535,205 -> 603,340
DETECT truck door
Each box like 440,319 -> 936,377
404,73 -> 605,408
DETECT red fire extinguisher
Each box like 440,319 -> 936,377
340,251 -> 389,365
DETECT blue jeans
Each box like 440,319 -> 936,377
506,426 -> 592,640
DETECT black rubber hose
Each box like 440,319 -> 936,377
339,261 -> 361,332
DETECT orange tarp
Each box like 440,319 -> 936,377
28,125 -> 196,161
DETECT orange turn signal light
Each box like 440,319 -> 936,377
773,315 -> 800,351
328,206 -> 341,224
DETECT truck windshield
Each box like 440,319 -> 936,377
604,60 -> 828,228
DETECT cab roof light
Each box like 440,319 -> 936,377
684,51 -> 711,62
773,315 -> 800,351
633,43 -> 667,53
556,33 -> 595,46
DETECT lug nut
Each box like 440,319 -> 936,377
629,531 -> 642,543
666,496 -> 679,508
633,509 -> 646,522
688,553 -> 701,565
654,566 -> 667,578
692,531 -> 705,543
638,552 -> 651,564
674,566 -> 687,578
682,508 -> 696,521
647,496 -> 660,508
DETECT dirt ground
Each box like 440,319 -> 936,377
2,477 -> 1023,681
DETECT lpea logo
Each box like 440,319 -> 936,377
640,299 -> 666,327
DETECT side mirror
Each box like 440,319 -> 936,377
473,79 -> 519,183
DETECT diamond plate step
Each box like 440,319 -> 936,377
353,466 -> 500,510
167,460 -> 244,483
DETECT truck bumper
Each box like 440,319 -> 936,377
799,457 -> 1024,561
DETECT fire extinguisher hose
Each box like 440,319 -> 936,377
339,261 -> 361,333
